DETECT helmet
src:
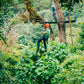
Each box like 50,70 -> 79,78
44,23 -> 50,28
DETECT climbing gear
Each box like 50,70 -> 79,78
36,35 -> 48,53
44,23 -> 50,28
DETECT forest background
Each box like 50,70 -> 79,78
0,0 -> 84,84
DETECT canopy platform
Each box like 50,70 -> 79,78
38,20 -> 76,24
38,11 -> 77,24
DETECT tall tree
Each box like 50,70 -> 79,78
54,0 -> 83,43
54,0 -> 66,43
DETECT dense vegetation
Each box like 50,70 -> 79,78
0,0 -> 84,84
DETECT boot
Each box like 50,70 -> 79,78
36,49 -> 39,53
45,49 -> 47,52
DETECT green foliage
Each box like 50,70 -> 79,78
0,0 -> 13,8
15,23 -> 44,43
0,0 -> 24,44
59,0 -> 83,10
79,22 -> 84,50
15,53 -> 61,84
0,31 -> 7,44
0,51 -> 11,83
0,39 -> 84,84
0,45 -> 25,83
0,0 -> 84,84
9,41 -> 75,83
13,42 -> 66,84
18,35 -> 28,46
51,52 -> 84,84
47,41 -> 70,63
32,0 -> 53,11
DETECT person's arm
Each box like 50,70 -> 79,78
43,30 -> 45,35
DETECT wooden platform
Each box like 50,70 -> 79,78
39,20 -> 76,24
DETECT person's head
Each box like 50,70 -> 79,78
44,23 -> 50,29
52,2 -> 54,5
51,2 -> 55,8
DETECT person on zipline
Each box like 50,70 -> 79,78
36,23 -> 50,53
51,2 -> 57,22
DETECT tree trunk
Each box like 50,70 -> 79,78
23,0 -> 55,41
50,25 -> 55,41
24,0 -> 43,24
54,0 -> 66,43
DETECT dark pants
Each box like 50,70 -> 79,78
53,13 -> 57,22
37,35 -> 48,51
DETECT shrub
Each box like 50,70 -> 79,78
51,53 -> 84,84
47,42 -> 70,63
79,22 -> 84,50
18,35 -> 28,46
15,52 -> 62,84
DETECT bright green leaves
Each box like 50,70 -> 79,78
33,55 -> 60,83
0,0 -> 13,8
59,0 -> 83,10
79,22 -> 84,50
0,40 -> 84,84
47,42 -> 69,63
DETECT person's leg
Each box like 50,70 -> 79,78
43,40 -> 47,52
43,36 -> 47,52
53,14 -> 57,22
36,37 -> 42,53
53,13 -> 56,22
37,38 -> 42,50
